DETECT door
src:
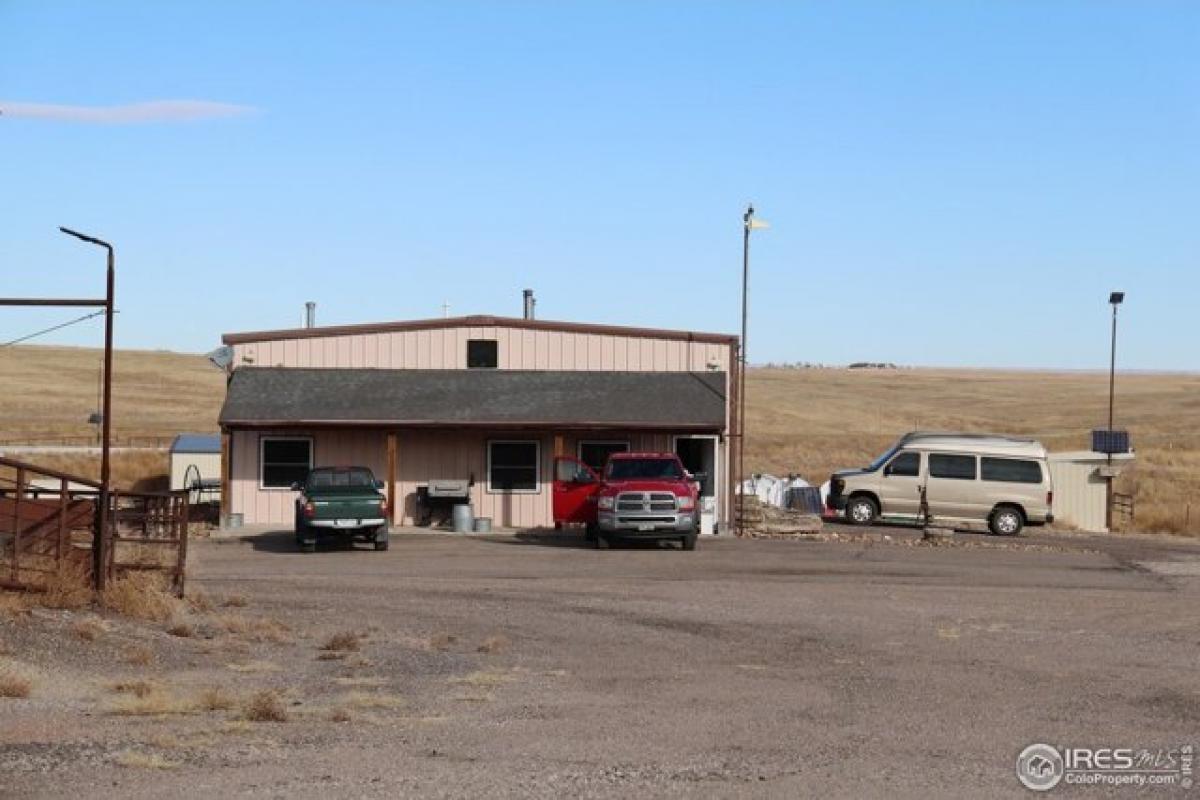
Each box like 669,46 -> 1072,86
878,450 -> 923,520
673,435 -> 719,535
552,456 -> 600,525
924,453 -> 978,522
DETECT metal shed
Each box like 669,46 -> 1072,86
169,434 -> 222,493
1047,451 -> 1135,533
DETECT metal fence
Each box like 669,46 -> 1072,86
0,456 -> 187,595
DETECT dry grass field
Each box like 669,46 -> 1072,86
0,345 -> 1196,533
745,367 -> 1200,535
0,345 -> 225,489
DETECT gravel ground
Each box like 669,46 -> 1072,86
2,526 -> 1199,798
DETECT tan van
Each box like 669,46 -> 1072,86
826,433 -> 1054,535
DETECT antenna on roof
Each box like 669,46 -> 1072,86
523,289 -> 535,320
304,301 -> 316,329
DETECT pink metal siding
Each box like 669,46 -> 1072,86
231,324 -> 732,374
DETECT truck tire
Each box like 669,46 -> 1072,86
301,540 -> 316,554
374,524 -> 390,551
681,530 -> 698,551
846,495 -> 879,526
989,506 -> 1024,536
594,531 -> 611,550
584,523 -> 598,543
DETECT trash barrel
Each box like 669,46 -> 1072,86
451,503 -> 474,533
473,517 -> 492,533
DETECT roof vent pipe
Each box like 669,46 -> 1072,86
304,301 -> 316,329
523,289 -> 535,320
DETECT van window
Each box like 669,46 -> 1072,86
981,457 -> 1042,484
885,452 -> 920,477
929,454 -> 976,480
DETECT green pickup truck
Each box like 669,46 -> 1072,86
292,467 -> 390,553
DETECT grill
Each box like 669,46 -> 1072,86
615,492 -> 677,513
417,478 -> 473,527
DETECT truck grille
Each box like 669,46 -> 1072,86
615,492 -> 678,512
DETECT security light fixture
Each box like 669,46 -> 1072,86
1109,291 -> 1125,305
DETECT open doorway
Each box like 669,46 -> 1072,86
673,435 -> 719,535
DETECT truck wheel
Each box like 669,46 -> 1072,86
374,525 -> 390,551
989,506 -> 1024,536
584,523 -> 598,543
301,541 -> 316,554
594,532 -> 610,550
681,531 -> 698,551
846,495 -> 878,526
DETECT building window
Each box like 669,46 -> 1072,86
260,437 -> 313,489
467,339 -> 498,368
981,457 -> 1043,484
928,454 -> 976,481
578,440 -> 629,474
488,440 -> 539,493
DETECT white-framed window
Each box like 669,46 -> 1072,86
487,440 -> 540,493
577,440 -> 629,474
260,436 -> 313,490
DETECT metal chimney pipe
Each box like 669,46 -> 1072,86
522,289 -> 535,320
305,301 -> 316,328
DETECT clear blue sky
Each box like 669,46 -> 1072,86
2,1 -> 1196,369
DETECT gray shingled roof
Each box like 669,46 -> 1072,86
219,368 -> 727,429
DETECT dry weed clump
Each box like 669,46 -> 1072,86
345,690 -> 405,710
40,562 -> 93,610
329,707 -> 353,723
100,572 -> 181,622
0,671 -> 33,699
0,591 -> 31,617
114,750 -> 179,770
427,632 -> 457,651
111,679 -> 158,698
320,631 -> 362,653
477,634 -> 510,654
221,594 -> 249,608
165,621 -> 195,638
453,668 -> 513,689
215,614 -> 291,642
123,645 -> 155,667
195,686 -> 236,711
186,590 -> 214,613
72,618 -> 108,642
242,690 -> 288,722
110,686 -> 193,716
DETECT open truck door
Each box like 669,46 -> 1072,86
553,456 -> 600,526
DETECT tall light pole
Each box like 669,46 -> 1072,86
738,205 -> 768,536
1107,291 -> 1124,436
1105,290 -> 1124,532
60,227 -> 115,590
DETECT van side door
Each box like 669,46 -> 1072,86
925,453 -> 978,522
878,451 -> 923,520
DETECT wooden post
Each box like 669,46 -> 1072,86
12,467 -> 24,581
56,477 -> 68,574
220,431 -> 231,527
553,435 -> 565,458
386,431 -> 397,525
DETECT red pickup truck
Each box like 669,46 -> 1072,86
552,452 -> 701,550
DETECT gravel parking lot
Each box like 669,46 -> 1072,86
4,526 -> 1200,798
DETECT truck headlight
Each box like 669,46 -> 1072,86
598,496 -> 615,510
677,495 -> 695,510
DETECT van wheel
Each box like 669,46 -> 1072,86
990,506 -> 1024,536
846,496 -> 878,525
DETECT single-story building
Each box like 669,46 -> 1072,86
217,315 -> 739,533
